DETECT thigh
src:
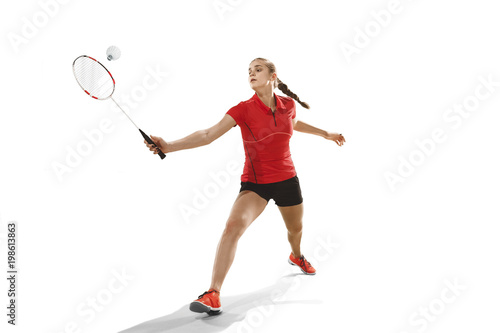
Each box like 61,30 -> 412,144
278,203 -> 304,233
226,190 -> 268,231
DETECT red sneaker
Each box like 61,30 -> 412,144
288,252 -> 316,275
189,288 -> 222,315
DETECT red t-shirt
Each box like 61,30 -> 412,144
226,92 -> 297,184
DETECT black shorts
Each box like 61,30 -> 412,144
239,175 -> 303,207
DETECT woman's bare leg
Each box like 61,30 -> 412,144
209,190 -> 268,291
278,203 -> 304,258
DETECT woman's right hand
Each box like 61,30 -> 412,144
144,135 -> 169,155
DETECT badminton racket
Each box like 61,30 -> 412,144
72,55 -> 166,159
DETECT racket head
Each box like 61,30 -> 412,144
73,55 -> 115,100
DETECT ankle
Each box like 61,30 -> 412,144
209,287 -> 220,294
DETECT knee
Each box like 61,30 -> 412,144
223,217 -> 248,239
287,221 -> 303,235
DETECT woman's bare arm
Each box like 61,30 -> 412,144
293,118 -> 345,146
145,114 -> 236,154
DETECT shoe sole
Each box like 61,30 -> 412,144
288,258 -> 316,275
189,301 -> 222,315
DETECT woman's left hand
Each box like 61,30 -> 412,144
324,132 -> 345,146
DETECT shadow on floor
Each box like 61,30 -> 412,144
119,273 -> 321,333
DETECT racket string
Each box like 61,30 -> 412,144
73,56 -> 114,99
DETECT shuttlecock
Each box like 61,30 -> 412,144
106,45 -> 121,61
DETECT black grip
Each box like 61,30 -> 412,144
139,129 -> 166,159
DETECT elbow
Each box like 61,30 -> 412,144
203,129 -> 213,145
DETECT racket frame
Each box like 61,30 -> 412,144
72,55 -> 116,100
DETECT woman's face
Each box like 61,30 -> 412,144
248,60 -> 276,89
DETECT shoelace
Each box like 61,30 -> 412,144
299,255 -> 312,269
197,289 -> 219,299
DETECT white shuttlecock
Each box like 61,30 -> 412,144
106,45 -> 121,61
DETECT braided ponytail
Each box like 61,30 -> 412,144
250,57 -> 310,109
276,78 -> 310,109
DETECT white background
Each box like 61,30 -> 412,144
1,0 -> 499,332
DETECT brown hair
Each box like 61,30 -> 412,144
250,57 -> 310,109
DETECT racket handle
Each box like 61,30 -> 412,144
139,129 -> 166,160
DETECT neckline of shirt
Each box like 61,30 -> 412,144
251,92 -> 286,115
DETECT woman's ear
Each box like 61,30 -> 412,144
271,73 -> 278,87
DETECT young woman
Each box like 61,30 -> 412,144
145,58 -> 345,315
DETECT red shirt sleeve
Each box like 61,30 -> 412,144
290,99 -> 297,119
226,102 -> 246,127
